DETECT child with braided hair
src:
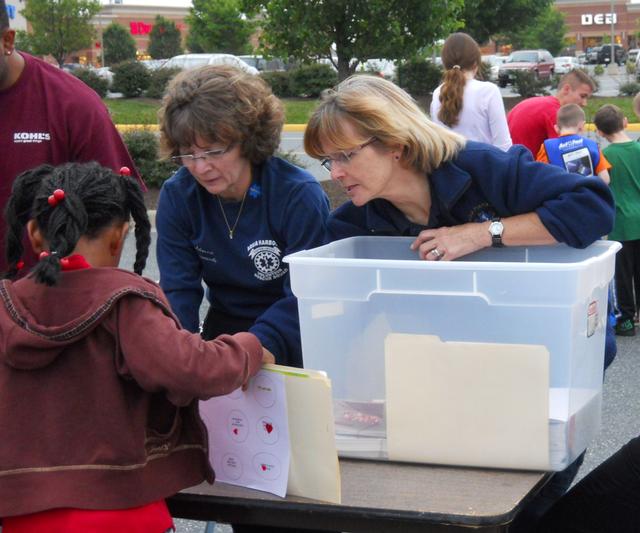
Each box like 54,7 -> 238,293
0,162 -> 273,532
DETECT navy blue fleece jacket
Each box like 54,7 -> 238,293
156,157 -> 330,367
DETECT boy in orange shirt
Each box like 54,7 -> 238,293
536,103 -> 610,183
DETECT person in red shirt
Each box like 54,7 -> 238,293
0,0 -> 142,273
507,69 -> 596,156
0,162 -> 273,532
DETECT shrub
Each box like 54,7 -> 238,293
478,61 -> 492,82
146,67 -> 181,99
261,71 -> 293,97
396,59 -> 442,96
512,71 -> 549,98
122,129 -> 176,188
626,60 -> 636,75
74,68 -> 109,98
288,63 -> 337,97
112,61 -> 151,98
594,64 -> 605,76
619,82 -> 640,96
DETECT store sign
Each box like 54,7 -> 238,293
130,21 -> 153,35
581,13 -> 617,25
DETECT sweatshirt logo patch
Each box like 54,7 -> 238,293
247,240 -> 288,281
13,132 -> 51,144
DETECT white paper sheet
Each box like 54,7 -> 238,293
200,370 -> 290,497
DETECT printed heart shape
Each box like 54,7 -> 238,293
261,464 -> 267,471
265,423 -> 273,434
233,428 -> 238,435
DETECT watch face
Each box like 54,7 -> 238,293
489,221 -> 503,236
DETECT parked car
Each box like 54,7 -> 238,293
586,46 -> 601,64
553,56 -> 580,75
237,55 -> 286,72
596,44 -> 625,65
628,48 -> 640,65
576,52 -> 587,65
497,49 -> 554,87
91,66 -> 114,87
360,58 -> 396,79
139,59 -> 167,71
481,54 -> 506,81
161,53 -> 259,75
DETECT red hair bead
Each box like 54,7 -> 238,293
16,260 -> 24,270
119,166 -> 131,176
53,189 -> 65,201
47,195 -> 57,206
39,251 -> 50,260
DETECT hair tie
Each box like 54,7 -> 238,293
39,251 -> 59,260
452,65 -> 461,70
47,189 -> 65,207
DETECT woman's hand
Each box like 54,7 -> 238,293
410,222 -> 490,261
261,348 -> 276,365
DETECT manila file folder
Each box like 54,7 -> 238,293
384,334 -> 550,470
264,364 -> 341,504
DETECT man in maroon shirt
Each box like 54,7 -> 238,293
0,0 -> 143,272
507,70 -> 596,156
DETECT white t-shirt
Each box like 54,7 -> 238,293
431,78 -> 512,151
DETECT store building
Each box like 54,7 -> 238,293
555,0 -> 640,51
5,0 -> 27,31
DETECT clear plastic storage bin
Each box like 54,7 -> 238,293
285,237 -> 620,471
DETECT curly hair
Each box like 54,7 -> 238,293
158,65 -> 284,164
4,162 -> 150,286
437,33 -> 482,128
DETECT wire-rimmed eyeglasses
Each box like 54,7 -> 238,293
320,137 -> 377,172
171,145 -> 235,166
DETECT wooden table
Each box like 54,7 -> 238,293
167,458 -> 551,532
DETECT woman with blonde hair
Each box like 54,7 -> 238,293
430,32 -> 512,151
304,74 -> 613,261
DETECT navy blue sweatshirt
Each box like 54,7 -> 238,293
156,157 -> 330,367
328,142 -> 615,246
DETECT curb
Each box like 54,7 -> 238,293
116,124 -> 307,133
117,123 -> 640,133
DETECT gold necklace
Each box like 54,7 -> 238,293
217,189 -> 248,239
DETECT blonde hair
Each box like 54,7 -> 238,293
438,33 -> 482,127
158,65 -> 284,163
304,75 -> 465,175
556,103 -> 585,130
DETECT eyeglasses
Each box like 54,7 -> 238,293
320,137 -> 377,172
171,145 -> 234,166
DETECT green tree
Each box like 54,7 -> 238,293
243,0 -> 463,81
21,0 -> 101,67
506,6 -> 567,55
186,0 -> 253,54
103,23 -> 137,66
461,0 -> 554,45
148,16 -> 182,59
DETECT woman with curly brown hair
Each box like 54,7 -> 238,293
430,32 -> 512,151
157,65 -> 330,370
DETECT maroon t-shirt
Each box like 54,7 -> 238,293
0,53 -> 144,272
507,95 -> 561,156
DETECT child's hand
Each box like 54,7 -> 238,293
262,348 -> 276,365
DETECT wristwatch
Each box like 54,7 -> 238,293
488,218 -> 504,248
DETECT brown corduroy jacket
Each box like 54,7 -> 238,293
0,267 -> 262,518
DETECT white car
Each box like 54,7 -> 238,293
481,54 -> 506,81
553,56 -> 580,75
162,53 -> 259,75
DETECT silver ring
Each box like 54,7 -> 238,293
430,248 -> 441,258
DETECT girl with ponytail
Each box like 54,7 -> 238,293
430,32 -> 512,151
0,162 -> 272,532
